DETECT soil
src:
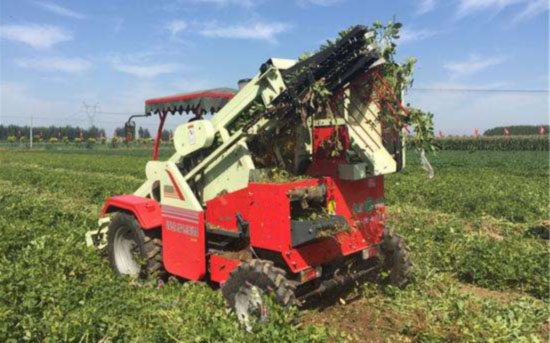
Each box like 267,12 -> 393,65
300,293 -> 395,343
299,282 -> 537,343
459,284 -> 523,304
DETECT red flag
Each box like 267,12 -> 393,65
539,127 -> 546,135
504,128 -> 510,136
474,128 -> 479,138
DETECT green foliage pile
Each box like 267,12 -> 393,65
484,125 -> 549,136
433,135 -> 549,151
369,22 -> 435,152
328,22 -> 436,151
272,22 -> 435,153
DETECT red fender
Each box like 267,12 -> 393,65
101,195 -> 162,229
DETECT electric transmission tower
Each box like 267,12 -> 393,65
81,101 -> 100,128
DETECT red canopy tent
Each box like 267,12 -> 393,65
142,88 -> 237,160
145,88 -> 237,115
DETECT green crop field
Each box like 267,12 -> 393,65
0,149 -> 548,343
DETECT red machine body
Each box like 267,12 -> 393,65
102,195 -> 162,229
161,205 -> 206,280
101,125 -> 387,285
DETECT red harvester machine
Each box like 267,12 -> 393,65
87,25 -> 412,325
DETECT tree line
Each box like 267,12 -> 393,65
0,125 -> 172,141
0,125 -> 106,141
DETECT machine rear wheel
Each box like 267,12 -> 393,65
222,259 -> 297,331
380,230 -> 412,288
107,213 -> 163,279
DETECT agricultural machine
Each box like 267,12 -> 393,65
87,25 -> 412,325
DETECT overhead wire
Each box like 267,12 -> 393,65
1,87 -> 547,127
408,87 -> 548,93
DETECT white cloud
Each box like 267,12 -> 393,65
112,62 -> 186,78
164,20 -> 187,37
180,0 -> 259,8
169,77 -> 216,91
458,0 -> 520,15
0,81 -> 72,120
0,24 -> 72,49
407,86 -> 548,135
16,57 -> 92,73
457,0 -> 548,21
106,49 -> 192,78
297,0 -> 343,6
199,21 -> 291,42
408,81 -> 547,135
444,55 -> 506,79
34,2 -> 85,19
513,0 -> 549,22
416,0 -> 436,14
398,27 -> 439,44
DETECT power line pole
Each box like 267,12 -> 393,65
30,115 -> 33,149
81,102 -> 100,128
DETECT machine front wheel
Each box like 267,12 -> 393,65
222,259 -> 297,331
107,213 -> 163,279
380,230 -> 412,288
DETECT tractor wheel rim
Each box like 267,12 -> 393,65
234,285 -> 267,332
113,227 -> 141,275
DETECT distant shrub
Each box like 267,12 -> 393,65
7,136 -> 16,144
86,138 -> 96,149
111,136 -> 119,148
63,136 -> 70,145
49,137 -> 58,144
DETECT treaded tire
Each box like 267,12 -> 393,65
222,259 -> 297,309
107,212 -> 163,279
380,230 -> 412,288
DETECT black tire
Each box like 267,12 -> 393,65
222,259 -> 297,310
380,230 -> 412,288
107,212 -> 163,279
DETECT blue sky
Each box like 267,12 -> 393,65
0,0 -> 548,135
